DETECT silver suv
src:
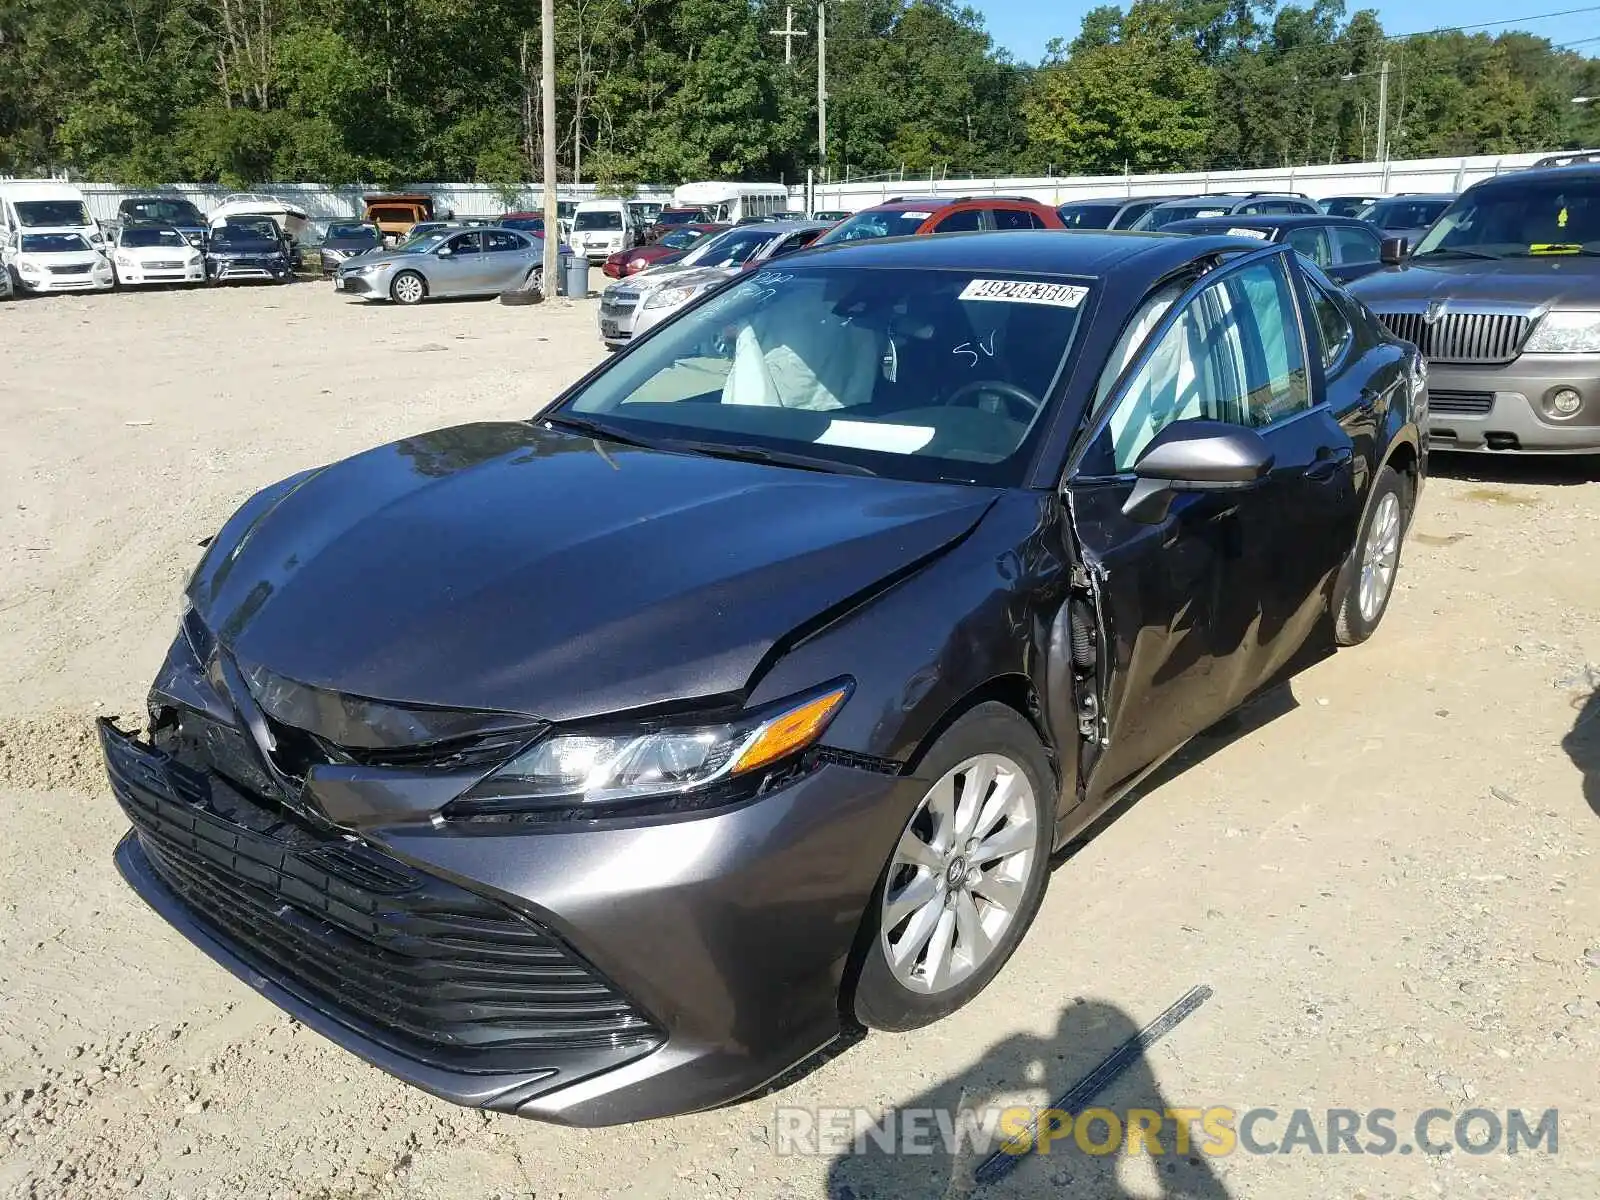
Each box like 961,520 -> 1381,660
1347,165 -> 1600,454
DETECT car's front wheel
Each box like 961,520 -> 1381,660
1335,464 -> 1409,645
852,703 -> 1055,1032
389,270 -> 427,305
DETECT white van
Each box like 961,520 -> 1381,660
570,198 -> 636,264
671,182 -> 790,224
0,180 -> 105,252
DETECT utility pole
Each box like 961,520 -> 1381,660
769,5 -> 807,65
817,2 -> 828,179
1375,58 -> 1391,165
540,0 -> 558,295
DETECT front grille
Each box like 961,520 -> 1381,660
104,725 -> 661,1071
1375,310 -> 1531,364
147,260 -> 185,270
48,264 -> 91,276
600,300 -> 637,320
1428,389 -> 1494,415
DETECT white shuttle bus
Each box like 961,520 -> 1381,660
671,181 -> 790,224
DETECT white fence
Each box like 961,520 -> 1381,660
804,151 -> 1559,212
72,181 -> 629,224
38,149 -> 1563,223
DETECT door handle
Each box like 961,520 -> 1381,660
1306,446 -> 1353,481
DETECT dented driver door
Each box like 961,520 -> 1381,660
1063,249 -> 1357,806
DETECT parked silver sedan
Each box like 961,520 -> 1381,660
334,227 -> 551,304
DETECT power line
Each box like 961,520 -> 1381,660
1381,5 -> 1600,42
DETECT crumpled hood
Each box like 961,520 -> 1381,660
189,421 -> 995,722
1349,255 -> 1600,310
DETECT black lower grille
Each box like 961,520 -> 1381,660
1375,310 -> 1531,365
103,724 -> 661,1072
1428,389 -> 1494,415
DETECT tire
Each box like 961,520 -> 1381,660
852,702 -> 1055,1032
389,270 -> 427,305
1335,464 -> 1408,646
499,266 -> 545,305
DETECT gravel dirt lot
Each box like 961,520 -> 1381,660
1,281 -> 1597,1200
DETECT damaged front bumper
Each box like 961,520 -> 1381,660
100,629 -> 914,1125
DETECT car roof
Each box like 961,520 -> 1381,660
1469,163 -> 1600,188
1165,214 -> 1372,232
1372,192 -> 1456,201
797,228 -> 1258,278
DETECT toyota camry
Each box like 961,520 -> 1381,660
101,230 -> 1425,1127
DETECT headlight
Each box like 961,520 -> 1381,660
643,284 -> 702,311
452,682 -> 851,815
1524,311 -> 1600,354
16,261 -> 41,277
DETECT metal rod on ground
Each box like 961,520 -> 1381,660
540,0 -> 558,296
973,984 -> 1215,1186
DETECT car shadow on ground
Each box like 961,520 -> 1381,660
1562,687 -> 1600,820
823,997 -> 1231,1199
1426,450 -> 1600,487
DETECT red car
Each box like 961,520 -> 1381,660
813,195 -> 1065,246
602,223 -> 726,279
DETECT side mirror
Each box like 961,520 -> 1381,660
1121,419 -> 1274,524
1380,236 -> 1408,265
436,246 -> 453,258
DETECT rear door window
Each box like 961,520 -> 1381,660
1285,226 -> 1333,268
991,208 -> 1038,230
933,208 -> 983,233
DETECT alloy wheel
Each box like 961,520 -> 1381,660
1358,491 -> 1402,623
880,753 -> 1038,995
392,273 -> 425,304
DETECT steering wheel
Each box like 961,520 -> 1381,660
942,379 -> 1042,421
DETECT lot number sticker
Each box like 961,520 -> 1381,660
958,279 -> 1088,308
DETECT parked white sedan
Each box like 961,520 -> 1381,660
6,232 -> 114,295
112,224 -> 206,288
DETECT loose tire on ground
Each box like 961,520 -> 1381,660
499,267 -> 545,306
851,702 -> 1056,1032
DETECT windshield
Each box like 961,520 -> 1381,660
816,209 -> 935,244
1137,201 -> 1232,230
395,231 -> 451,253
1412,180 -> 1599,257
559,266 -> 1090,485
631,203 -> 663,220
1055,203 -> 1118,230
1361,198 -> 1450,231
657,209 -> 704,226
20,233 -> 90,253
557,201 -> 577,219
1320,198 -> 1372,218
119,228 -> 188,249
575,210 -> 624,231
326,222 -> 379,242
212,222 -> 278,246
15,200 -> 92,228
660,229 -> 707,250
121,199 -> 204,226
500,217 -> 545,233
681,227 -> 780,267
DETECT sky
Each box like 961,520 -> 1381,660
973,0 -> 1600,65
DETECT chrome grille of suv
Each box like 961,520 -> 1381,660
1374,311 -> 1532,365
